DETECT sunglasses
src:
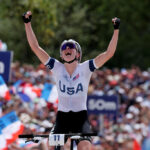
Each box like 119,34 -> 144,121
61,42 -> 76,51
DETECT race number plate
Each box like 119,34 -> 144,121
49,134 -> 65,146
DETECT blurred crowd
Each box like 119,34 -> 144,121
89,67 -> 150,150
1,62 -> 150,150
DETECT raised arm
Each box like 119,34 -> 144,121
94,17 -> 120,68
22,11 -> 50,64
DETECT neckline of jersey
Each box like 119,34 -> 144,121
63,64 -> 79,78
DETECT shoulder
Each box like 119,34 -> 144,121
80,59 -> 97,72
44,57 -> 63,70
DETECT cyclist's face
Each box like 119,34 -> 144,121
61,47 -> 78,62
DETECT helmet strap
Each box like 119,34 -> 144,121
62,57 -> 77,64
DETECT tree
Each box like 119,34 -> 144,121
0,0 -> 150,69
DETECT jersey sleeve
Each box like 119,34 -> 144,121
81,59 -> 97,78
44,57 -> 62,74
89,59 -> 97,72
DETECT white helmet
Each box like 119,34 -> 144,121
60,39 -> 82,62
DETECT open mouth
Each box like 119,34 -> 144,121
65,52 -> 71,56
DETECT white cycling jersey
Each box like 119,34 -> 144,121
45,57 -> 97,112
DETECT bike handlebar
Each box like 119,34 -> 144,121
19,133 -> 97,139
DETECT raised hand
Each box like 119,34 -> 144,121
112,17 -> 120,30
22,11 -> 32,23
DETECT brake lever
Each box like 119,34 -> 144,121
25,139 -> 40,143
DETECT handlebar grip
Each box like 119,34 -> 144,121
19,134 -> 34,138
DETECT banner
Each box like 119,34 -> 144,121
0,51 -> 13,82
87,95 -> 118,115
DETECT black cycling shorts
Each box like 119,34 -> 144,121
50,110 -> 92,144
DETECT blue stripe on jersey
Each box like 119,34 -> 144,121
89,59 -> 96,72
45,58 -> 55,70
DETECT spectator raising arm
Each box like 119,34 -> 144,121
22,11 -> 50,64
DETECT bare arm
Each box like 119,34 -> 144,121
94,18 -> 120,68
23,11 -> 50,64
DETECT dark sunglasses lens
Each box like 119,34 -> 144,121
61,43 -> 75,51
61,44 -> 67,50
67,43 -> 75,49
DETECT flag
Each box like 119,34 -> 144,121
133,139 -> 141,150
73,73 -> 79,81
22,83 -> 41,100
13,82 -> 41,102
0,75 -> 11,100
17,92 -> 31,102
0,111 -> 24,150
10,80 -> 23,94
41,83 -> 58,103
